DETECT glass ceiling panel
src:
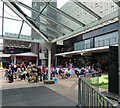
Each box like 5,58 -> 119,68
39,24 -> 60,37
16,4 -> 32,17
39,15 -> 71,34
38,22 -> 61,40
0,0 -> 119,42
32,2 -> 47,13
16,1 -> 47,18
60,2 -> 97,25
4,4 -> 21,20
3,18 -> 22,37
18,0 -> 32,8
20,22 -> 31,37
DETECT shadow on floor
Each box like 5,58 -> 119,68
2,86 -> 76,107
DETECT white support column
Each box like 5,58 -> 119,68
48,50 -> 51,80
14,56 -> 16,64
0,62 -> 3,69
36,57 -> 38,66
44,42 -> 52,81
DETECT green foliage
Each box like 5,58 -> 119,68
90,75 -> 108,86
99,84 -> 108,89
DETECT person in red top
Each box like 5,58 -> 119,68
41,67 -> 46,80
41,67 -> 46,74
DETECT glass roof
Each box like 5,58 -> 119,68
0,0 -> 119,43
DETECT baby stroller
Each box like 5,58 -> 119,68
28,69 -> 38,83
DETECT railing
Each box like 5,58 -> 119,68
95,37 -> 117,48
74,37 -> 118,51
77,75 -> 118,107
75,43 -> 91,51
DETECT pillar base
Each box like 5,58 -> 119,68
44,80 -> 54,84
0,62 -> 3,69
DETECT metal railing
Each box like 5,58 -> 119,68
95,37 -> 117,48
75,43 -> 91,51
74,37 -> 118,51
77,76 -> 118,107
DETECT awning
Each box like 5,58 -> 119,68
12,52 -> 38,57
0,54 -> 11,57
55,45 -> 113,56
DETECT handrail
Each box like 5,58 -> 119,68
82,77 -> 115,105
78,76 -> 118,107
74,37 -> 117,51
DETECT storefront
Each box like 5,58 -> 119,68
12,52 -> 38,66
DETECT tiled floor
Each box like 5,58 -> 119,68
2,86 -> 76,106
1,70 -> 78,107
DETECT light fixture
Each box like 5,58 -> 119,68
81,52 -> 83,55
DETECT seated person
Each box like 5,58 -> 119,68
28,69 -> 38,82
65,68 -> 70,77
75,68 -> 83,77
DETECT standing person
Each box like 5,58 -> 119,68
37,66 -> 42,82
14,64 -> 17,79
10,63 -> 14,75
8,67 -> 14,83
65,62 -> 68,68
26,66 -> 30,79
41,66 -> 46,80
21,62 -> 26,81
17,66 -> 21,79
69,63 -> 73,68
4,66 -> 9,80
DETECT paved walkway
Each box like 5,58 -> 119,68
1,70 -> 78,107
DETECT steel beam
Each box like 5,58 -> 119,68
1,0 -> 50,42
15,1 -> 74,32
27,16 -> 65,35
42,1 -> 86,26
18,21 -> 24,38
0,16 -> 22,21
113,0 -> 120,7
72,0 -> 101,20
41,14 -> 73,32
34,1 -> 50,21
40,29 -> 57,39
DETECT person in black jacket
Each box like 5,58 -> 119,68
8,67 -> 14,83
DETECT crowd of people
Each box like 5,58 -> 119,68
3,61 -> 103,83
4,62 -> 49,83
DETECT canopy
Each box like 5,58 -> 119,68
12,52 -> 38,57
0,0 -> 119,43
0,54 -> 11,57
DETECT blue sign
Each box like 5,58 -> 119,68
83,22 -> 118,39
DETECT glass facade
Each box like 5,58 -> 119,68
74,39 -> 90,51
74,31 -> 118,51
95,31 -> 118,47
